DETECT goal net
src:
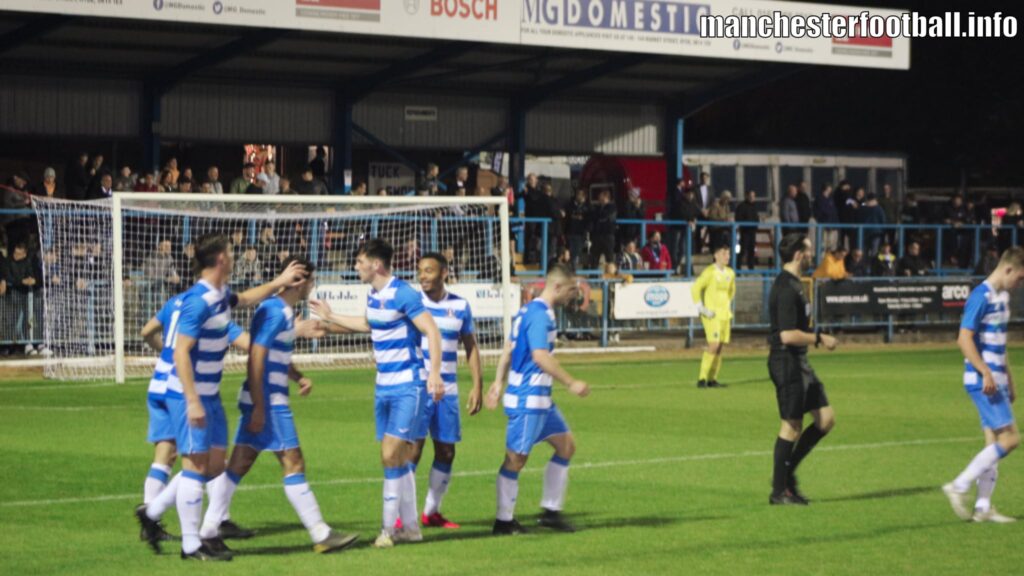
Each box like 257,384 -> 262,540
32,194 -> 513,383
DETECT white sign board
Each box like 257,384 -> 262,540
4,0 -> 909,69
368,162 -> 416,195
313,283 -> 370,317
313,282 -> 518,319
613,281 -> 698,319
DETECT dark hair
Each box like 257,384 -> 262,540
194,233 -> 231,272
778,233 -> 808,263
420,251 -> 448,270
358,238 -> 393,268
243,162 -> 255,169
280,255 -> 315,275
547,262 -> 575,281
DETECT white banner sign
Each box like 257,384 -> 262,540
367,162 -> 416,195
6,0 -> 909,69
313,281 -> 518,319
613,281 -> 698,319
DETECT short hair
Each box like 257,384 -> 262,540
778,233 -> 808,263
194,233 -> 230,271
546,262 -> 575,282
999,246 -> 1024,268
420,252 -> 448,270
358,238 -> 393,268
243,162 -> 255,169
280,255 -> 315,275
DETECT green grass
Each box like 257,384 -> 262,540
0,347 -> 1020,575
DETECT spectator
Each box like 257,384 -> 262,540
734,189 -> 759,270
814,183 -> 840,251
65,152 -> 91,200
563,188 -> 590,269
707,190 -> 733,248
86,154 -> 106,196
206,166 -> 224,194
664,177 -> 690,267
873,243 -> 898,277
163,157 -> 180,186
394,238 -> 420,271
945,194 -> 971,267
878,183 -> 900,242
796,180 -> 812,224
245,177 -> 266,195
449,166 -> 471,194
113,166 -> 134,192
181,166 -> 194,184
178,178 -> 193,193
813,247 -> 849,281
780,184 -> 800,225
200,182 -> 213,194
279,177 -> 294,195
550,247 -> 573,270
589,189 -> 617,269
697,172 -> 716,216
899,241 -> 931,276
3,242 -> 41,354
833,180 -> 853,216
420,163 -> 440,195
858,193 -> 886,257
442,245 -> 461,284
294,167 -> 328,195
900,192 -> 922,225
602,261 -> 633,284
134,173 -> 158,193
157,170 -> 176,193
258,161 -> 281,195
641,230 -> 672,272
1,181 -> 33,251
37,167 -> 60,198
376,187 -> 388,196
91,172 -> 114,199
309,146 -> 327,181
351,181 -> 367,196
233,244 -> 264,286
1000,202 -> 1023,251
521,173 -> 544,262
839,186 -> 862,249
618,240 -> 643,271
974,243 -> 1000,276
229,163 -> 256,195
619,188 -> 645,248
492,175 -> 510,199
178,242 -> 196,281
679,188 -> 703,268
845,249 -> 870,277
143,238 -> 182,288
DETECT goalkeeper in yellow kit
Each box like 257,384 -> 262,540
692,243 -> 736,388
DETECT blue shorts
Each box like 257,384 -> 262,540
416,394 -> 462,444
165,393 -> 228,455
146,394 -> 175,444
235,406 -> 300,453
968,386 -> 1016,430
505,405 -> 570,455
375,387 -> 424,443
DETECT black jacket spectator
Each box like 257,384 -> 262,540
619,192 -> 645,247
65,154 -> 91,201
3,249 -> 41,294
564,196 -> 590,237
795,191 -> 812,223
735,198 -> 759,223
814,191 -> 839,224
899,253 -> 930,276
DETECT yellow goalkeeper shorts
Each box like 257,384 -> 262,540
700,317 -> 731,344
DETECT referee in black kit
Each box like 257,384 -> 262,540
768,233 -> 838,505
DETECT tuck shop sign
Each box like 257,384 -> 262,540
613,281 -> 698,319
368,163 -> 416,195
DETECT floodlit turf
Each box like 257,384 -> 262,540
1,346 -> 1021,575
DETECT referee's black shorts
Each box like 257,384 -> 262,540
768,350 -> 829,420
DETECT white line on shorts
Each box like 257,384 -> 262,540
0,435 -> 978,509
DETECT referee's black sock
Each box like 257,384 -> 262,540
789,425 -> 827,476
772,437 -> 796,496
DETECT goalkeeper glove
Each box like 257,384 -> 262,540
697,304 -> 716,319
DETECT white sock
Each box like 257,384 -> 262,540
496,468 -> 519,522
975,465 -> 998,513
399,463 -> 420,529
177,471 -> 206,554
540,456 -> 570,512
199,471 -> 240,539
145,472 -> 181,521
954,444 -> 1007,492
382,467 -> 403,532
283,473 -> 331,543
423,461 -> 453,517
143,463 -> 172,504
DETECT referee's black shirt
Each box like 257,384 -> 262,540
768,269 -> 810,354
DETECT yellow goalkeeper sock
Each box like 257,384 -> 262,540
699,352 -> 714,381
709,353 -> 724,381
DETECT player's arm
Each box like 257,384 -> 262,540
309,299 -> 370,333
288,364 -> 313,397
485,339 -> 513,410
227,321 -> 250,353
692,269 -> 714,318
140,316 -> 163,352
779,292 -> 836,350
957,291 -> 996,395
728,273 -> 736,302
235,260 -> 309,308
462,333 -> 484,416
1006,353 -> 1016,403
412,311 -> 444,401
173,334 -> 204,427
246,343 -> 268,433
531,349 -> 589,397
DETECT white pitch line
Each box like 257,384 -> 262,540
0,436 -> 978,509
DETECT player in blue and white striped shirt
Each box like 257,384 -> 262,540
485,263 -> 590,535
136,233 -> 310,560
406,252 -> 484,530
944,247 -> 1024,523
198,257 -> 358,554
311,238 -> 444,549
137,296 -> 247,544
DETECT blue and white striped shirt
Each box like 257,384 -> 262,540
166,280 -> 237,398
148,292 -> 242,398
962,281 -> 1010,390
504,298 -> 557,414
239,296 -> 294,410
368,276 -> 427,391
421,292 -> 475,397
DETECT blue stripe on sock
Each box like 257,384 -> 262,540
550,455 -> 571,467
499,467 -> 519,481
147,467 -> 170,484
226,470 -> 243,485
996,444 -> 1008,459
283,473 -> 306,486
432,461 -> 453,474
182,470 -> 207,483
384,466 -> 405,480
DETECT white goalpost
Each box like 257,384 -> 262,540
33,193 -> 513,383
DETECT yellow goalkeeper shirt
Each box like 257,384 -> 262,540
692,264 -> 736,321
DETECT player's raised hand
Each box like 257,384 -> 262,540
569,380 -> 590,398
821,334 -> 838,351
982,370 -> 997,396
298,377 -> 313,397
467,386 -> 483,416
484,382 -> 502,410
275,260 -> 308,289
186,399 -> 207,428
309,299 -> 334,322
295,318 -> 326,339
